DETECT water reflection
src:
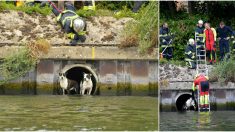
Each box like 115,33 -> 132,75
160,111 -> 235,131
0,95 -> 158,131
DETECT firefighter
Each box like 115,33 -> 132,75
203,22 -> 217,64
50,2 -> 86,45
160,23 -> 173,59
195,20 -> 205,59
192,74 -> 210,111
216,21 -> 234,61
83,0 -> 96,11
185,38 -> 196,69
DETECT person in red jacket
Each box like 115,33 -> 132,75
203,23 -> 217,64
192,74 -> 209,110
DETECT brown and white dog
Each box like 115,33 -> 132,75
59,72 -> 78,95
80,73 -> 93,95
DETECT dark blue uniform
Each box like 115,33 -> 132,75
195,26 -> 204,45
195,26 -> 205,59
160,27 -> 173,59
52,2 -> 86,45
216,26 -> 234,60
185,44 -> 196,69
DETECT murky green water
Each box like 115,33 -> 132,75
160,111 -> 235,131
0,95 -> 158,131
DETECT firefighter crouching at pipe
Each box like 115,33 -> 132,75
192,74 -> 210,110
50,2 -> 86,46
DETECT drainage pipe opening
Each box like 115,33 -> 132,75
60,64 -> 98,95
176,94 -> 194,111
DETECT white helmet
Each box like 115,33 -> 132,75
198,20 -> 203,25
189,38 -> 194,45
73,18 -> 85,33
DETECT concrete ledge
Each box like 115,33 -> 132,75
0,46 -> 157,60
161,81 -> 235,90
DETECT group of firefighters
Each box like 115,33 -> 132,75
160,20 -> 235,111
160,20 -> 235,68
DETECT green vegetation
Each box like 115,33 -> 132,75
0,1 -> 157,54
0,1 -> 137,18
160,1 -> 235,61
210,59 -> 235,84
76,2 -> 136,18
160,58 -> 186,67
160,14 -> 208,60
0,2 -> 51,16
120,1 -> 158,54
0,39 -> 50,85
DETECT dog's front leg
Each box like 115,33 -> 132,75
80,88 -> 83,95
88,88 -> 92,95
81,89 -> 85,95
63,89 -> 65,95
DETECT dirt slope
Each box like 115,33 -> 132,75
0,10 -> 133,45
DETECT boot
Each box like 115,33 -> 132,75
213,60 -> 216,64
200,104 -> 205,109
209,60 -> 213,65
204,104 -> 209,109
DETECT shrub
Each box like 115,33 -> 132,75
0,2 -> 51,16
120,1 -> 158,54
209,59 -> 235,84
0,39 -> 50,85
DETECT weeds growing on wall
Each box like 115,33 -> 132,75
120,1 -> 158,54
0,39 -> 50,85
209,59 -> 235,84
0,2 -> 51,16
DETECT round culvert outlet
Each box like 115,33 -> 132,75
60,64 -> 98,95
175,93 -> 193,111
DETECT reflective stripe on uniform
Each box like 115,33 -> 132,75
200,96 -> 205,105
185,51 -> 192,55
161,45 -> 173,48
195,33 -> 204,37
78,31 -> 86,35
67,33 -> 75,39
83,5 -> 95,11
159,34 -> 168,37
204,95 -> 209,105
56,10 -> 79,27
185,58 -> 194,61
196,45 -> 205,48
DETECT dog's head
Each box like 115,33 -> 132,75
83,72 -> 92,82
59,72 -> 66,80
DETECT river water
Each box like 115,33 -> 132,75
160,111 -> 235,131
0,95 -> 158,131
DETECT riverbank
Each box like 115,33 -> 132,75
0,10 -> 132,45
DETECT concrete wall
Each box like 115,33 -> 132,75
0,59 -> 158,96
160,87 -> 235,111
160,63 -> 235,111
